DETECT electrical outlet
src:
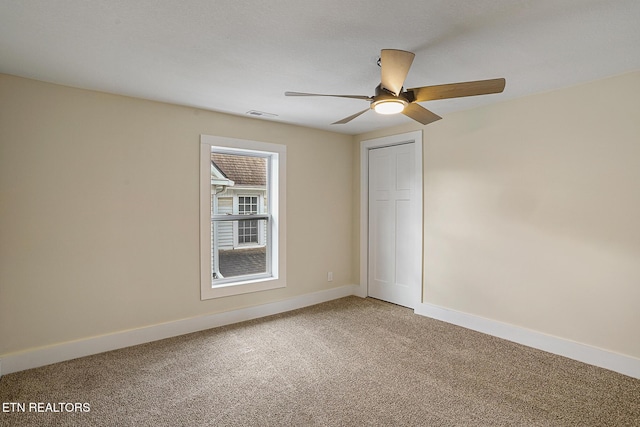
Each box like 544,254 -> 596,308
327,272 -> 333,282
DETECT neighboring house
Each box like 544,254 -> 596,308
210,152 -> 267,278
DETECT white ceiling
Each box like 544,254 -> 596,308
1,0 -> 639,135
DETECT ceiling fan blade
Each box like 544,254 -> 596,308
285,91 -> 371,100
332,108 -> 370,125
402,103 -> 442,125
380,49 -> 415,96
408,78 -> 506,102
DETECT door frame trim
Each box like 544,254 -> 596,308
359,130 -> 423,308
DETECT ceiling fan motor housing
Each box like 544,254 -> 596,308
371,84 -> 410,112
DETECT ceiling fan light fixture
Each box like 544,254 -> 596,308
372,99 -> 407,115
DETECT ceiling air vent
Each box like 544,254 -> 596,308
246,110 -> 278,118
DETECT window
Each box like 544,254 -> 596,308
238,217 -> 258,244
200,135 -> 286,300
238,196 -> 259,244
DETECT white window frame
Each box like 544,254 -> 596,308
200,135 -> 286,300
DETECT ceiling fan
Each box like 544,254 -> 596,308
285,49 -> 506,125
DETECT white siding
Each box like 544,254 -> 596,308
217,197 -> 234,249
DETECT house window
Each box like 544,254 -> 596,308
200,135 -> 286,300
238,196 -> 259,244
238,196 -> 258,215
238,218 -> 258,244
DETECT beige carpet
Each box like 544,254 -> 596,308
1,296 -> 638,426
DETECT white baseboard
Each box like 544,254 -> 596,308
415,302 -> 640,379
0,284 -> 360,376
5,288 -> 636,380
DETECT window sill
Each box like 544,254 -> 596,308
202,275 -> 285,300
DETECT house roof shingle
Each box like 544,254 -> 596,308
211,153 -> 266,186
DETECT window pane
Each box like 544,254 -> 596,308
211,153 -> 268,214
210,151 -> 269,280
213,219 -> 268,280
238,219 -> 258,243
238,196 -> 259,216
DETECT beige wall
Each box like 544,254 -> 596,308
0,74 -> 354,355
355,71 -> 640,359
3,71 -> 638,362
